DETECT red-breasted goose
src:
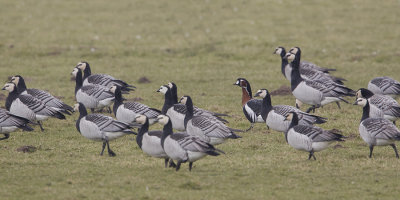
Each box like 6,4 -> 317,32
368,77 -> 400,97
354,98 -> 400,158
10,75 -> 73,115
156,115 -> 223,171
284,112 -> 345,160
74,103 -> 136,157
2,82 -> 66,131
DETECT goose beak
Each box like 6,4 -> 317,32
1,87 -> 5,90
353,101 -> 358,105
283,53 -> 290,59
254,92 -> 260,97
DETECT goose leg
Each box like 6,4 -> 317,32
390,144 -> 399,158
176,160 -> 182,171
245,123 -> 254,132
369,146 -> 374,158
308,150 -> 316,160
335,102 -> 341,109
37,121 -> 44,131
106,140 -> 116,157
100,141 -> 106,156
164,158 -> 169,168
107,107 -> 112,113
306,106 -> 315,113
169,160 -> 177,168
91,108 -> 95,113
189,162 -> 193,171
0,134 -> 10,141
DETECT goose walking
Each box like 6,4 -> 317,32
2,82 -> 66,131
73,68 -> 115,113
111,86 -> 160,125
10,75 -> 73,115
354,98 -> 400,158
0,108 -> 34,140
133,114 -> 175,168
285,48 -> 354,113
180,96 -> 241,145
356,88 -> 400,123
368,77 -> 400,97
233,78 -> 264,131
156,115 -> 223,171
74,103 -> 136,156
284,112 -> 345,160
254,89 -> 327,133
74,62 -> 135,92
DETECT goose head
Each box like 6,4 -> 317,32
283,52 -> 296,61
157,85 -> 170,94
10,75 -> 22,85
353,98 -> 368,107
273,46 -> 285,56
254,89 -> 268,98
2,82 -> 16,92
75,62 -> 88,71
155,114 -> 170,125
133,114 -> 148,124
179,96 -> 189,105
71,68 -> 79,78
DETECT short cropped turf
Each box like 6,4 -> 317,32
1,0 -> 400,199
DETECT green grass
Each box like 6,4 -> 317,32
1,0 -> 400,199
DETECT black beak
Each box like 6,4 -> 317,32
254,92 -> 260,97
353,101 -> 358,105
283,53 -> 290,59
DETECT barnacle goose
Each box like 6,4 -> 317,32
157,85 -> 187,131
284,112 -> 345,160
156,115 -> 223,171
133,114 -> 175,168
168,82 -> 229,122
285,48 -> 355,113
111,86 -> 160,125
368,77 -> 400,97
274,47 -> 345,84
2,82 -> 66,131
74,103 -> 136,156
254,89 -> 327,133
74,68 -> 115,113
356,88 -> 400,123
354,98 -> 400,158
233,78 -> 264,131
74,62 -> 135,92
10,75 -> 73,115
180,96 -> 241,145
0,108 -> 34,140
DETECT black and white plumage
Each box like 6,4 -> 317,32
368,77 -> 400,97
111,86 -> 160,125
74,62 -> 135,92
284,112 -> 345,160
354,98 -> 400,158
285,47 -> 355,113
180,96 -> 241,145
0,108 -> 34,140
356,88 -> 400,123
157,85 -> 187,131
133,115 -> 175,168
2,83 -> 66,131
74,68 -> 115,113
254,89 -> 327,133
233,78 -> 264,131
11,75 -> 73,115
156,115 -> 223,171
274,47 -> 344,84
74,103 -> 136,157
168,82 -> 229,122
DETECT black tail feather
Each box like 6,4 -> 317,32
53,111 -> 66,120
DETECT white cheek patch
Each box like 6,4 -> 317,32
275,48 -> 282,54
235,81 -> 240,85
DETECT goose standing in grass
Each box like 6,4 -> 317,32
157,85 -> 187,131
0,108 -> 34,140
74,62 -> 135,93
111,86 -> 160,125
356,88 -> 400,123
354,98 -> 400,158
133,114 -> 175,168
10,75 -> 73,115
2,83 -> 66,131
254,89 -> 327,133
73,68 -> 115,113
368,77 -> 400,97
74,103 -> 136,156
156,115 -> 223,171
180,96 -> 241,145
285,48 -> 355,113
284,112 -> 345,160
168,82 -> 229,122
233,78 -> 264,131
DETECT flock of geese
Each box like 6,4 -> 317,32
1,47 -> 400,171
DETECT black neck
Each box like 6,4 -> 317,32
361,101 -> 370,122
279,49 -> 288,77
285,113 -> 299,143
161,89 -> 175,114
83,64 -> 92,80
136,118 -> 149,149
260,93 -> 273,121
75,69 -> 83,94
290,53 -> 303,91
16,78 -> 28,93
171,86 -> 178,104
161,120 -> 173,148
5,89 -> 19,111
76,103 -> 88,133
113,88 -> 124,116
184,97 -> 194,128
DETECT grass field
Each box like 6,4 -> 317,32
1,0 -> 400,199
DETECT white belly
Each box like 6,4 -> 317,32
187,151 -> 207,162
141,134 -> 168,158
292,82 -> 322,105
266,111 -> 289,132
163,137 -> 187,161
